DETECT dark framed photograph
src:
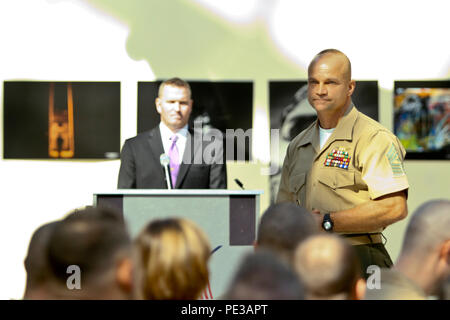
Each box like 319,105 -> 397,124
268,80 -> 379,202
3,81 -> 120,159
394,80 -> 449,160
138,81 -> 253,161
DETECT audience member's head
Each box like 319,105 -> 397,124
256,202 -> 318,265
46,206 -> 133,299
135,217 -> 211,300
223,250 -> 305,300
23,221 -> 59,299
396,199 -> 450,296
294,234 -> 365,300
438,275 -> 450,300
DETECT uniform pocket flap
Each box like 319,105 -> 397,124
289,172 -> 306,193
318,169 -> 354,189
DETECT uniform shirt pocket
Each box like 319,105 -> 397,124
289,172 -> 306,205
289,172 -> 306,192
318,169 -> 355,190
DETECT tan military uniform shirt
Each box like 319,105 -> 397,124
276,104 -> 409,234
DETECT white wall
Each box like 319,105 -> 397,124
0,0 -> 448,299
0,0 -> 151,299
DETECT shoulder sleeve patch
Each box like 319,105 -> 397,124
386,143 -> 405,176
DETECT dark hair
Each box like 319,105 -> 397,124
257,202 -> 318,264
47,207 -> 131,285
24,221 -> 59,288
224,250 -> 305,300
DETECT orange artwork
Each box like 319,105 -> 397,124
48,83 -> 75,158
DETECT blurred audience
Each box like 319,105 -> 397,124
438,276 -> 450,300
223,250 -> 304,300
255,202 -> 318,265
365,199 -> 450,300
22,198 -> 450,301
294,234 -> 366,300
23,221 -> 59,299
45,206 -> 134,299
134,217 -> 211,300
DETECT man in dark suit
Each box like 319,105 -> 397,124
118,78 -> 227,189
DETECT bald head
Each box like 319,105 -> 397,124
308,49 -> 352,82
400,199 -> 450,258
294,234 -> 361,299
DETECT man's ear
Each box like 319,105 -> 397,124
155,98 -> 162,114
439,239 -> 450,265
116,258 -> 133,292
354,278 -> 366,300
348,80 -> 356,97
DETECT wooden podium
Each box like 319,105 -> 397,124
93,189 -> 262,299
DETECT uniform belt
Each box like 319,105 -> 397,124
341,233 -> 383,245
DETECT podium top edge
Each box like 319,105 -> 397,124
94,189 -> 264,196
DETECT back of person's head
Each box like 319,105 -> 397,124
223,250 -> 304,300
23,221 -> 59,299
438,275 -> 450,300
400,199 -> 450,259
256,202 -> 318,265
135,217 -> 211,300
398,199 -> 450,295
47,206 -> 133,299
294,234 -> 365,300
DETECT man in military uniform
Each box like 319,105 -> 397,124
277,49 -> 409,275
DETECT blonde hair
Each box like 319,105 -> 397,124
135,218 -> 211,300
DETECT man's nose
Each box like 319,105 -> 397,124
317,83 -> 327,95
173,102 -> 180,111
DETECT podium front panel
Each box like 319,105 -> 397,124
94,190 -> 261,299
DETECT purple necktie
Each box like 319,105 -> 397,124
169,135 -> 180,187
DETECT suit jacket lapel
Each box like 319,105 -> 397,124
175,128 -> 201,188
147,127 -> 166,182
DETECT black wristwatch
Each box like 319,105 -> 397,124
322,213 -> 334,232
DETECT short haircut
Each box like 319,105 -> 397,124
158,77 -> 192,98
257,202 -> 318,264
400,199 -> 450,258
308,48 -> 352,81
47,207 -> 131,286
135,217 -> 211,300
294,234 -> 361,299
224,250 -> 304,300
24,221 -> 59,290
438,275 -> 450,300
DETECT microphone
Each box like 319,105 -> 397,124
234,179 -> 245,190
160,153 -> 173,189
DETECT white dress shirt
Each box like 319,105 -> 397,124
159,122 -> 188,165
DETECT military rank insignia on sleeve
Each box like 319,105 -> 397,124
324,147 -> 350,169
386,143 -> 405,176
